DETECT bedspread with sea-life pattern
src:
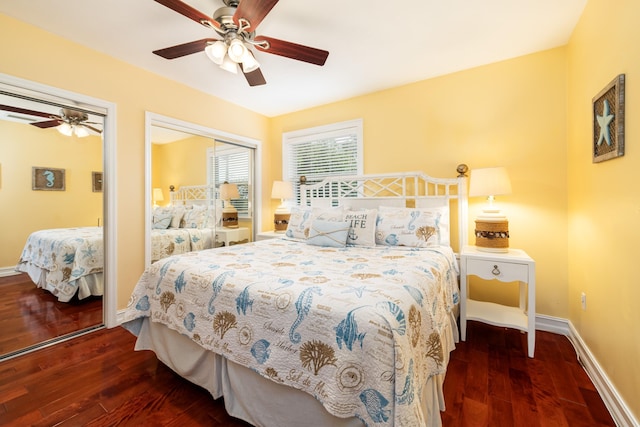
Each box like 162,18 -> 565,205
16,227 -> 103,302
150,228 -> 215,262
122,238 -> 460,426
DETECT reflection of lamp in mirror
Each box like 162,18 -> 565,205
153,188 -> 165,208
271,181 -> 294,232
469,167 -> 512,252
220,182 -> 240,228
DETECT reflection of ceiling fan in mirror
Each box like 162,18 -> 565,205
153,0 -> 329,86
0,105 -> 102,137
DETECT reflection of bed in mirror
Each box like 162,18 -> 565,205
16,185 -> 222,302
122,170 -> 469,427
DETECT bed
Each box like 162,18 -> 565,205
121,169 -> 469,427
15,186 -> 222,302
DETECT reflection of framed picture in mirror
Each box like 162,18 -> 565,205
92,171 -> 103,192
32,167 -> 65,191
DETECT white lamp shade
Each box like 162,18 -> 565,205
74,125 -> 90,137
57,122 -> 73,136
227,39 -> 247,62
271,181 -> 294,200
219,55 -> 238,74
220,183 -> 240,200
241,52 -> 260,73
153,188 -> 164,203
205,40 -> 227,65
469,167 -> 512,197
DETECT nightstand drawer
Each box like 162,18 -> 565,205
466,258 -> 529,282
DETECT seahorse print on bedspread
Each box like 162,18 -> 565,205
156,258 -> 179,295
289,286 -> 322,343
208,271 -> 235,314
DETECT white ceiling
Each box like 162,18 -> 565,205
0,0 -> 587,117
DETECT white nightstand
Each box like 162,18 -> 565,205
255,231 -> 285,241
216,227 -> 250,246
460,245 -> 536,357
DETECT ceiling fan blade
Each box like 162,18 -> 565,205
31,119 -> 63,129
240,64 -> 267,86
154,0 -> 220,30
0,104 -> 57,119
153,38 -> 219,59
233,0 -> 279,31
83,124 -> 103,134
255,36 -> 329,66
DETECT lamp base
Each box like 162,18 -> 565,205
274,213 -> 290,232
222,211 -> 238,228
474,219 -> 509,252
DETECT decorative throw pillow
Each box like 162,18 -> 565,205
169,206 -> 185,229
375,206 -> 449,247
343,208 -> 377,247
306,219 -> 351,248
285,206 -> 313,240
152,211 -> 172,229
183,205 -> 208,229
285,206 -> 344,240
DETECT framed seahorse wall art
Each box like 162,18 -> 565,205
592,74 -> 625,163
32,167 -> 65,191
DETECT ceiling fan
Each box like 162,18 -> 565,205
0,104 -> 102,137
152,0 -> 329,86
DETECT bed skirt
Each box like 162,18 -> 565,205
125,313 -> 458,427
17,262 -> 103,301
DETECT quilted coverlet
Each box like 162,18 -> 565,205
16,227 -> 103,302
122,238 -> 459,426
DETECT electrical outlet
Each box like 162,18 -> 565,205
581,292 -> 586,310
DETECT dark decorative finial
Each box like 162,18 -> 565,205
169,185 -> 175,192
299,175 -> 307,185
456,164 -> 469,177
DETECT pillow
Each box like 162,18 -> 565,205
306,219 -> 350,248
168,206 -> 185,229
152,211 -> 172,229
182,204 -> 208,229
285,206 -> 344,240
343,208 -> 377,247
285,206 -> 312,239
375,206 -> 449,247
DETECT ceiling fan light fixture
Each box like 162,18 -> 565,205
205,40 -> 227,65
220,55 -> 238,74
74,125 -> 90,138
241,50 -> 260,73
227,38 -> 247,63
57,122 -> 73,136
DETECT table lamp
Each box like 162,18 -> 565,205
469,167 -> 512,252
271,180 -> 294,232
152,188 -> 164,208
220,182 -> 240,228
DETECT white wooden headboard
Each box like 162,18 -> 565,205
169,185 -> 218,206
299,166 -> 469,252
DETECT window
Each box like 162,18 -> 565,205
283,119 -> 363,201
207,143 -> 253,217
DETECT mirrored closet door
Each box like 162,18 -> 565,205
0,76 -> 114,360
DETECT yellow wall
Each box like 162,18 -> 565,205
271,47 -> 570,318
0,120 -> 102,267
567,0 -> 640,419
0,14 -> 269,310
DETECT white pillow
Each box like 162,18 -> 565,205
343,208 -> 377,247
285,206 -> 344,240
375,206 -> 449,247
183,204 -> 208,229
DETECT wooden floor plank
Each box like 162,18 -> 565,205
0,320 -> 616,427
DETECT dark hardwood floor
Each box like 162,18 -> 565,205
0,273 -> 103,357
0,320 -> 615,426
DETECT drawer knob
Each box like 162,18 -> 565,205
492,265 -> 501,275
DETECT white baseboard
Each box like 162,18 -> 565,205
0,267 -> 20,277
536,314 -> 638,427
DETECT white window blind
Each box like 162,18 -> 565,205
283,119 -> 363,202
207,144 -> 252,217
